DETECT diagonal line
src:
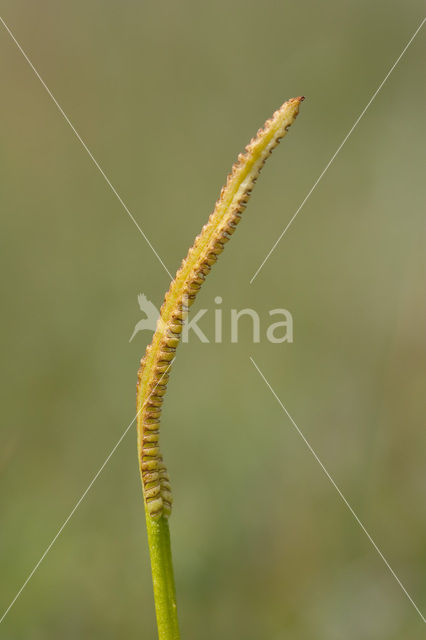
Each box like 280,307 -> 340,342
0,416 -> 137,624
250,17 -> 426,284
250,356 -> 426,623
0,15 -> 173,280
0,362 -> 173,625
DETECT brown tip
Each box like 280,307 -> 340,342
288,96 -> 305,106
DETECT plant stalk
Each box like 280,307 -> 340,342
145,512 -> 180,640
137,98 -> 304,639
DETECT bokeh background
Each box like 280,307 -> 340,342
1,2 -> 425,638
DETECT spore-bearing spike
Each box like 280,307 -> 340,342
137,97 -> 304,519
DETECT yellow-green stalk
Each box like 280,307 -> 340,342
136,97 -> 304,639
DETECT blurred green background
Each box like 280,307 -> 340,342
1,1 -> 425,638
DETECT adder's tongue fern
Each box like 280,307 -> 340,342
137,96 -> 304,518
136,97 -> 304,639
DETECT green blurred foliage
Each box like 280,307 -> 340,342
0,1 -> 425,638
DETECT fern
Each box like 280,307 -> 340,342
136,97 -> 304,639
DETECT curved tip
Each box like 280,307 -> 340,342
278,96 -> 305,115
289,95 -> 305,104
275,95 -> 305,126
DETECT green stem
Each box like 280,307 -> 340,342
145,512 -> 180,640
137,99 -> 304,637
